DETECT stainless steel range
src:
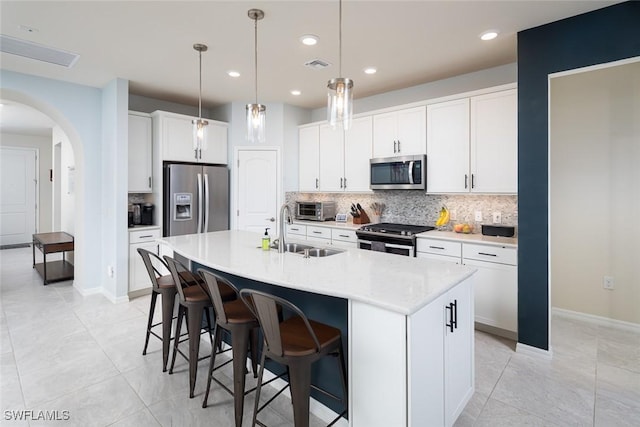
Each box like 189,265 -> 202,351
356,223 -> 435,257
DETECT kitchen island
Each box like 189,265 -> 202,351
161,230 -> 476,427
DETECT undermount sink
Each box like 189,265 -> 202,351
270,242 -> 314,252
303,248 -> 343,257
269,241 -> 343,257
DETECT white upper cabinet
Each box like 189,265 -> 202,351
319,124 -> 344,192
427,89 -> 517,194
343,116 -> 373,192
298,125 -> 320,192
470,90 -> 518,193
153,111 -> 227,164
426,99 -> 470,193
373,106 -> 426,158
299,117 -> 373,193
128,112 -> 153,193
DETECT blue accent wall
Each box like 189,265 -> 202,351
517,1 -> 640,350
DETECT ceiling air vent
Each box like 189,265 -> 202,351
0,34 -> 80,68
304,58 -> 331,70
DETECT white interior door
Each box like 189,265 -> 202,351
236,149 -> 279,234
0,147 -> 37,246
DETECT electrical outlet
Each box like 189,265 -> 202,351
107,265 -> 114,278
492,212 -> 502,224
475,211 -> 483,222
603,276 -> 614,290
450,210 -> 457,221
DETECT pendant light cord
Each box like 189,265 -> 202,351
254,16 -> 258,105
339,0 -> 342,77
198,48 -> 203,120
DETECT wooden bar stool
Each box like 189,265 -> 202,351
198,269 -> 260,427
239,289 -> 348,427
164,255 -> 223,398
137,248 -> 177,372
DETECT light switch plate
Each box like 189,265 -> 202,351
492,212 -> 502,224
475,211 -> 483,222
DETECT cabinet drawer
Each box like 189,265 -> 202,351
463,243 -> 517,265
331,229 -> 357,243
306,226 -> 331,240
416,238 -> 462,258
129,228 -> 161,244
287,224 -> 307,236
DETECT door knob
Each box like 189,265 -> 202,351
266,217 -> 275,222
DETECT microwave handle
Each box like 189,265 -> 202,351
408,161 -> 415,184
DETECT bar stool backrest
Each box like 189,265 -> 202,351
198,269 -> 239,324
137,248 -> 169,292
163,255 -> 202,303
239,289 -> 322,358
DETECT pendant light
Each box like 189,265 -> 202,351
327,0 -> 353,130
192,43 -> 209,156
246,9 -> 266,143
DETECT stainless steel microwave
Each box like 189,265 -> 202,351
295,201 -> 336,221
370,155 -> 426,190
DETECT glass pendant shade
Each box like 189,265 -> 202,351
192,118 -> 209,150
327,77 -> 353,130
246,103 -> 266,144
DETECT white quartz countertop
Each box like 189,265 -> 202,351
160,230 -> 476,315
417,229 -> 518,248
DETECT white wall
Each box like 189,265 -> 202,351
0,132 -> 53,233
52,126 -> 75,264
101,79 -> 129,302
550,61 -> 640,324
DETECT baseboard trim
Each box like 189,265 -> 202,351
75,283 -> 102,297
552,307 -> 640,332
474,322 -> 517,341
516,342 -> 553,360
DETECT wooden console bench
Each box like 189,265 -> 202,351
32,232 -> 74,285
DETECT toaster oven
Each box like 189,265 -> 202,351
295,201 -> 336,221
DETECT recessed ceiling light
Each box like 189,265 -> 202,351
364,67 -> 377,75
300,35 -> 319,46
480,30 -> 499,41
290,90 -> 302,96
227,70 -> 240,78
19,24 -> 39,34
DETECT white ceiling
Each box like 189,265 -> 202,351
0,0 -> 621,133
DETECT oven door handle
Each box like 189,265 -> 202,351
408,161 -> 415,185
385,242 -> 414,250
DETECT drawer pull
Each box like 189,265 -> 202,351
429,246 -> 445,250
139,235 -> 154,239
312,231 -> 322,234
290,227 -> 300,231
339,234 -> 350,238
478,252 -> 497,257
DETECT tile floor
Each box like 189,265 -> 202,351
1,246 -> 639,426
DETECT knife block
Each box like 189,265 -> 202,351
353,210 -> 371,224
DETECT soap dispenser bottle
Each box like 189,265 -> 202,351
262,228 -> 271,251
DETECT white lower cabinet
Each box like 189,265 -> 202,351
129,228 -> 161,293
350,277 -> 474,426
286,223 -> 358,248
305,225 -> 331,244
417,236 -> 518,335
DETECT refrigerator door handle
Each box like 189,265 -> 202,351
197,173 -> 203,233
203,173 -> 210,232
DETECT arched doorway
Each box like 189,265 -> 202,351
0,89 -> 88,292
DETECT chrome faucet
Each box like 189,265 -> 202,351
277,203 -> 292,253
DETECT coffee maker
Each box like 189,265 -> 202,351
141,203 -> 154,225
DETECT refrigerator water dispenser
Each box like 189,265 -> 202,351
174,193 -> 192,221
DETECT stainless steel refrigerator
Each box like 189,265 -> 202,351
163,162 -> 229,237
